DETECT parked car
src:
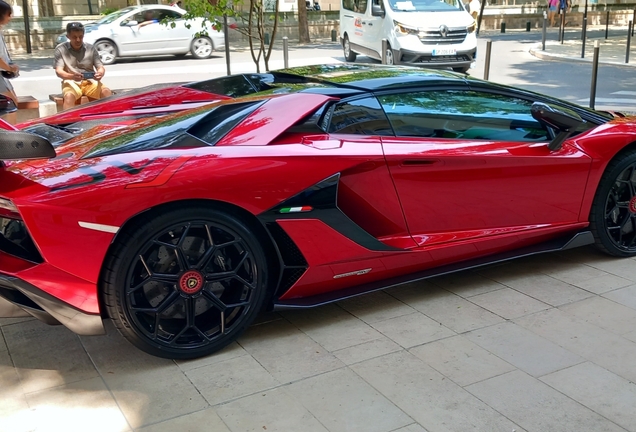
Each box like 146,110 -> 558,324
55,5 -> 225,65
0,65 -> 634,359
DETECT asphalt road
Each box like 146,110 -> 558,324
10,27 -> 636,112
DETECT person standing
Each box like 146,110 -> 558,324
0,0 -> 19,124
54,22 -> 112,111
547,0 -> 559,27
468,0 -> 481,20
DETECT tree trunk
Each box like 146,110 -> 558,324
296,0 -> 310,43
264,0 -> 280,70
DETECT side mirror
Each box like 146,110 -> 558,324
531,102 -> 584,151
0,131 -> 56,160
123,20 -> 138,26
371,3 -> 385,17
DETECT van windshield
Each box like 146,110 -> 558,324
388,0 -> 463,12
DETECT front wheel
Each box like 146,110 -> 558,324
384,43 -> 395,65
102,206 -> 269,359
343,35 -> 357,62
95,40 -> 118,65
590,149 -> 636,257
191,37 -> 213,59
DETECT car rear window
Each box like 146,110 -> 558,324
187,101 -> 264,145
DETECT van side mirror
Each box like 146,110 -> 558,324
371,3 -> 385,17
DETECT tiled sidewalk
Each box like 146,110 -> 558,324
2,245 -> 636,431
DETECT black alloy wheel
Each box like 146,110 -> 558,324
103,206 -> 269,359
591,150 -> 636,256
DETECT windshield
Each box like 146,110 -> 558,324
95,7 -> 136,24
388,0 -> 463,12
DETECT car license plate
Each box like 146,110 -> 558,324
432,48 -> 456,56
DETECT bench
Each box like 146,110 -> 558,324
49,94 -> 90,112
15,96 -> 40,123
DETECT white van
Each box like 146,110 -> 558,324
340,0 -> 477,72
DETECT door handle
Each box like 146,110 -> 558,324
368,22 -> 373,26
361,21 -> 367,24
401,159 -> 442,166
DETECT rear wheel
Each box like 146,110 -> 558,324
343,35 -> 357,62
590,149 -> 636,257
102,206 -> 269,359
191,37 -> 213,59
95,40 -> 117,65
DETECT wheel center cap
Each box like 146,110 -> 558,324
179,270 -> 204,295
630,197 -> 636,214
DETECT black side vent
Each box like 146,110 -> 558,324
0,218 -> 43,263
266,222 -> 308,297
279,268 -> 307,293
266,222 -> 307,267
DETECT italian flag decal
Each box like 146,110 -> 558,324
279,206 -> 313,213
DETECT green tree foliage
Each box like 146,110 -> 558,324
169,0 -> 280,72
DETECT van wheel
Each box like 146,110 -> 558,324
343,35 -> 357,62
384,43 -> 395,65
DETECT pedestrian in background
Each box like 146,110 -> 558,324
547,0 -> 559,26
468,0 -> 481,20
0,0 -> 19,124
54,22 -> 111,111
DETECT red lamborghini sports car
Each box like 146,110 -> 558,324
1,65 -> 635,359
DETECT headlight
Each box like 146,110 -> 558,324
467,21 -> 476,33
0,198 -> 18,213
393,20 -> 419,35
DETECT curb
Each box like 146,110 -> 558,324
528,42 -> 636,68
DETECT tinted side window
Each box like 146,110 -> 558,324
343,0 -> 368,13
377,90 -> 550,142
326,97 -> 393,135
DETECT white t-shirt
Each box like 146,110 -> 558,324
469,0 -> 481,14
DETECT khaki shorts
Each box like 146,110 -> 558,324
62,79 -> 104,100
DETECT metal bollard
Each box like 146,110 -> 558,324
484,40 -> 492,80
633,9 -> 636,36
605,10 -> 610,40
627,21 -> 633,63
590,40 -> 600,109
560,11 -> 566,44
542,11 -> 547,51
264,33 -> 270,45
581,17 -> 587,58
283,37 -> 289,69
331,29 -> 337,42
500,22 -> 506,33
526,21 -> 531,32
381,39 -> 388,64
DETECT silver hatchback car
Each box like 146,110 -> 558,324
56,5 -> 225,65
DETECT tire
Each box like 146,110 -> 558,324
102,206 -> 269,359
190,37 -> 213,59
590,149 -> 636,257
453,66 -> 470,73
343,35 -> 357,62
95,40 -> 118,65
384,43 -> 395,65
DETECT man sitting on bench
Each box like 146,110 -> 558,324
54,21 -> 112,111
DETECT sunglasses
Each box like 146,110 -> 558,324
67,22 -> 84,30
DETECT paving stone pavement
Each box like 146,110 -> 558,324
2,245 -> 636,431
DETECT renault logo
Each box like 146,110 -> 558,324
439,25 -> 449,37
